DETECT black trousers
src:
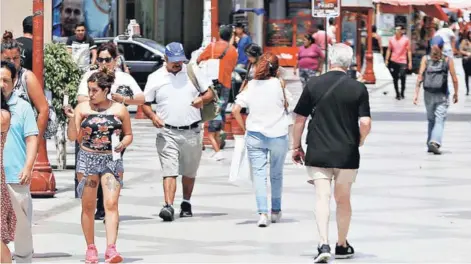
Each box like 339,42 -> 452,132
388,61 -> 407,97
463,59 -> 471,94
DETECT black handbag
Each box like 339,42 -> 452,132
115,85 -> 134,106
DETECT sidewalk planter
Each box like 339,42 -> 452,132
224,113 -> 234,140
231,113 -> 248,136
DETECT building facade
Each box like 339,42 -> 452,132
1,0 -> 208,56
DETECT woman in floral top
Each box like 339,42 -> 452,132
63,68 -> 133,263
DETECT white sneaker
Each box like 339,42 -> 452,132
257,214 -> 269,227
271,211 -> 282,223
212,151 -> 224,161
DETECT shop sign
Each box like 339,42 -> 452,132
52,0 -> 117,43
312,0 -> 340,17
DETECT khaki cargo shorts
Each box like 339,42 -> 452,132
306,166 -> 358,185
156,127 -> 202,178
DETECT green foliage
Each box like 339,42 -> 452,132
44,43 -> 82,126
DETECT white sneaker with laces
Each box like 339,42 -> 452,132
257,214 -> 269,227
212,151 -> 224,161
271,211 -> 282,223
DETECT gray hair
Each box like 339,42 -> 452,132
329,43 -> 353,69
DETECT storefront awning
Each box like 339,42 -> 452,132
373,0 -> 448,6
447,0 -> 471,10
378,3 -> 449,21
342,0 -> 374,8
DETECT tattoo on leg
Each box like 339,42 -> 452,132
105,175 -> 120,192
85,178 -> 98,188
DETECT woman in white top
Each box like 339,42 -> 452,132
77,42 -> 144,105
232,53 -> 290,227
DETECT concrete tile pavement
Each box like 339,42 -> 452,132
30,68 -> 471,263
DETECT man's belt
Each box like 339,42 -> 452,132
164,122 -> 200,130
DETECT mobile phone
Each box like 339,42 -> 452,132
294,155 -> 304,165
63,94 -> 69,106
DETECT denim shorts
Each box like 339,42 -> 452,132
217,85 -> 231,123
208,120 -> 223,132
76,148 -> 124,198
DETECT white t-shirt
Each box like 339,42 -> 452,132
434,28 -> 455,57
77,70 -> 143,99
143,63 -> 210,127
235,78 -> 290,138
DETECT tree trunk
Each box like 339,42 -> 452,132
55,124 -> 67,170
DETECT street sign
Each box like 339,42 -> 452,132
312,0 -> 340,18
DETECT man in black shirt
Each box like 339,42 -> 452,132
16,16 -> 33,71
292,43 -> 371,263
66,22 -> 97,72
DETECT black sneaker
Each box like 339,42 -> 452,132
94,209 -> 105,220
180,201 -> 193,217
335,241 -> 355,259
428,142 -> 442,155
159,205 -> 175,222
313,244 -> 331,263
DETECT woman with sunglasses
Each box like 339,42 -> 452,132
77,42 -> 144,105
63,68 -> 132,263
76,42 -> 144,221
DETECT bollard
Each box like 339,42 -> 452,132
134,105 -> 147,119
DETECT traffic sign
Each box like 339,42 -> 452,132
312,0 -> 340,17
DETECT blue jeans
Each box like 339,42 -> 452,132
424,91 -> 449,146
246,131 -> 289,214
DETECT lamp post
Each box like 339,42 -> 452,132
31,0 -> 56,197
363,7 -> 376,84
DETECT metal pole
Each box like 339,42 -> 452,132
325,17 -> 328,73
32,0 -> 44,87
32,0 -> 56,197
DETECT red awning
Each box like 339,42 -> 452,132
418,5 -> 449,21
378,3 -> 449,21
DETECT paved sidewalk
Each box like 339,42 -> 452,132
30,70 -> 471,263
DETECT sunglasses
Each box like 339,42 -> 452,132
97,57 -> 113,63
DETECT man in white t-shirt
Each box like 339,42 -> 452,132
142,42 -> 214,222
434,24 -> 456,57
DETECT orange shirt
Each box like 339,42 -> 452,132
197,40 -> 238,88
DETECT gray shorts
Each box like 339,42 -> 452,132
156,127 -> 203,178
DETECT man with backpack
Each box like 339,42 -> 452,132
413,36 -> 459,155
197,25 -> 238,160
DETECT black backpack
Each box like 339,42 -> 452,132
423,55 -> 448,93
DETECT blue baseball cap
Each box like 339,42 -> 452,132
430,36 -> 444,49
165,42 -> 188,62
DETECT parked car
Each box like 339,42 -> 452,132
94,35 -> 165,89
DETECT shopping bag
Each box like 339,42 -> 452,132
229,135 -> 253,187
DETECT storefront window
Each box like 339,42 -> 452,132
266,20 -> 294,47
125,0 -> 156,39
